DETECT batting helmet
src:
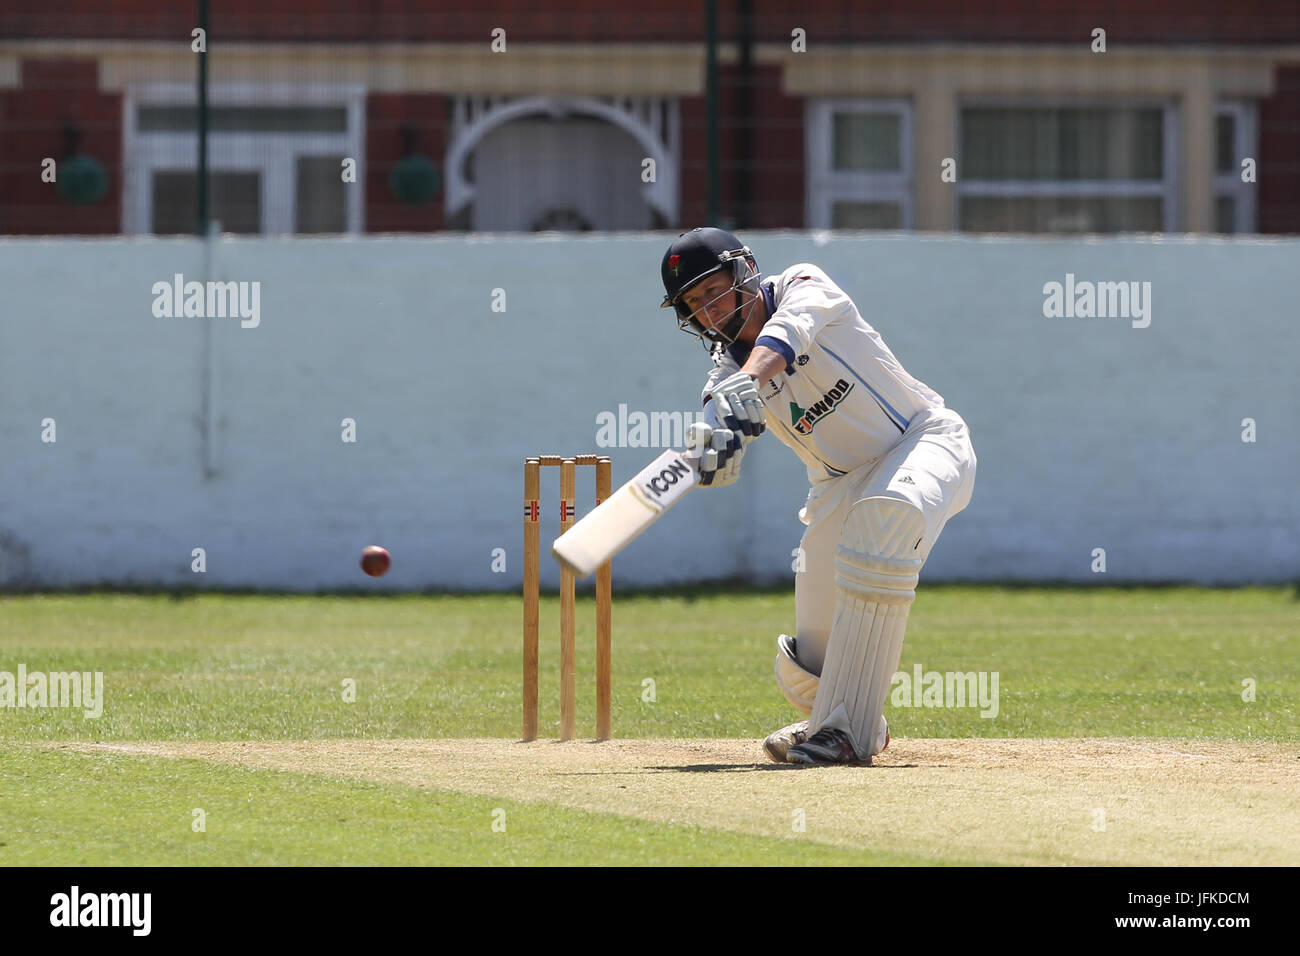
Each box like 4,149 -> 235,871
660,227 -> 761,348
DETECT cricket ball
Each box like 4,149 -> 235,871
360,545 -> 391,577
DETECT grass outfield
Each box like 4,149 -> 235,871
1,586 -> 1297,865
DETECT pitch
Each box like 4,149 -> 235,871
2,587 -> 1296,865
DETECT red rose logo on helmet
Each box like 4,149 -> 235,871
668,254 -> 681,276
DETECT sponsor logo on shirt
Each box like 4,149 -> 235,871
789,379 -> 853,434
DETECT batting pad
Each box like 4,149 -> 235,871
809,496 -> 926,759
774,634 -> 819,715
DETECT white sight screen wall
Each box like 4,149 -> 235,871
1,233 -> 1295,589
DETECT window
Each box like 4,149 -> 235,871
124,86 -> 364,235
137,106 -> 349,134
295,156 -> 349,233
1215,101 -> 1257,234
151,171 -> 261,234
958,104 -> 1175,233
807,99 -> 912,229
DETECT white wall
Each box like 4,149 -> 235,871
1,233 -> 1296,589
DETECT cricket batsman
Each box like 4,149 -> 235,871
660,227 -> 976,766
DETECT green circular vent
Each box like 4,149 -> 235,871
56,154 -> 109,205
389,155 -> 441,205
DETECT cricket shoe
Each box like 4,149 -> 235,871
762,719 -> 809,763
788,726 -> 871,766
769,718 -> 889,763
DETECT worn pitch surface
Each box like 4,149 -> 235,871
67,736 -> 1300,866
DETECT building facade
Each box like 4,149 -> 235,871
2,0 -> 1297,235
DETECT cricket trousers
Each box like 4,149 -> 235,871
792,406 -> 976,677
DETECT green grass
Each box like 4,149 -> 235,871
0,746 -> 930,866
1,587 -> 1296,864
0,587 -> 1294,742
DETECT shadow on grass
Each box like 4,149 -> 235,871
555,762 -> 922,774
553,763 -> 798,774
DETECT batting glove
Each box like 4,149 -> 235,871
708,371 -> 766,440
686,421 -> 745,488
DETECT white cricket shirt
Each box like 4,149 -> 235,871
701,263 -> 946,483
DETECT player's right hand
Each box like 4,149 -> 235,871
685,421 -> 744,488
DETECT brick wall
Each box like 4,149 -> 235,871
679,64 -> 803,230
0,59 -> 121,234
2,0 -> 1296,43
366,93 -> 449,233
1258,67 -> 1300,234
2,3 -> 1295,234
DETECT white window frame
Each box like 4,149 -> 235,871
1215,100 -> 1258,234
956,98 -> 1179,233
122,83 -> 365,235
806,98 -> 913,230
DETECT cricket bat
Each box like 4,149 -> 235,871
552,449 -> 698,577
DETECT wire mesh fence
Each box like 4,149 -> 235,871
2,1 -> 1297,236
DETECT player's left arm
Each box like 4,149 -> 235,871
705,343 -> 785,443
693,345 -> 781,488
737,345 -> 787,386
705,266 -> 849,447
